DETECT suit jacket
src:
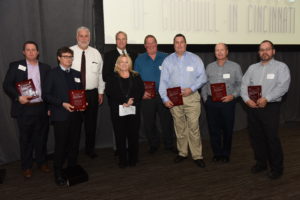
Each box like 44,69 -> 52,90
3,59 -> 51,118
42,66 -> 83,121
103,49 -> 137,83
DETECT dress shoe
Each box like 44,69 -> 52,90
251,164 -> 267,174
55,176 -> 66,186
86,152 -> 98,159
212,156 -> 221,162
220,156 -> 230,163
194,159 -> 206,168
174,155 -> 187,163
148,147 -> 158,154
39,164 -> 51,173
23,169 -> 32,179
268,171 -> 282,180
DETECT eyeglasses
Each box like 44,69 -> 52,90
61,56 -> 73,59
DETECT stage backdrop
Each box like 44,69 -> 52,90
0,0 -> 299,165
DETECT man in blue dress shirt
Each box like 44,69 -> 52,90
159,34 -> 207,167
135,35 -> 176,154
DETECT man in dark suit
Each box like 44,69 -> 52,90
43,47 -> 84,186
103,31 -> 137,82
3,41 -> 51,179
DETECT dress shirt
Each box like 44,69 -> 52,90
201,60 -> 243,102
27,61 -> 42,102
70,45 -> 105,94
241,58 -> 290,102
117,48 -> 127,55
134,51 -> 168,90
159,51 -> 207,103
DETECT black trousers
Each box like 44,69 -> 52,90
141,95 -> 175,149
16,103 -> 49,170
247,102 -> 283,173
110,110 -> 140,166
83,89 -> 99,154
205,97 -> 236,157
53,112 -> 82,173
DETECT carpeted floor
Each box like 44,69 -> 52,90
1,122 -> 300,200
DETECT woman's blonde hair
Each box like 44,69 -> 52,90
114,55 -> 138,75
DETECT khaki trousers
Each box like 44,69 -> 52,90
170,92 -> 203,160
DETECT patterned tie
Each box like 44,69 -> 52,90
122,50 -> 126,55
81,51 -> 86,89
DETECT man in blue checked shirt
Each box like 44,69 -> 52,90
135,35 -> 176,154
159,34 -> 207,168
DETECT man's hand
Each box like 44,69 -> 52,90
18,96 -> 32,104
164,100 -> 174,108
245,99 -> 258,108
98,94 -> 104,104
182,88 -> 192,97
143,91 -> 152,99
257,97 -> 268,108
62,102 -> 74,112
222,95 -> 234,103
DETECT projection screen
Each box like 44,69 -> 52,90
103,0 -> 299,44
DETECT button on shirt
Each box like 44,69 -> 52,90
70,45 -> 105,94
134,51 -> 168,90
159,51 -> 207,103
201,60 -> 243,102
27,61 -> 42,102
241,59 -> 291,102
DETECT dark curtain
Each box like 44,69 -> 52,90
1,0 -> 299,165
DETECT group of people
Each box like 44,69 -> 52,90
2,26 -> 291,186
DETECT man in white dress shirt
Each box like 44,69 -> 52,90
70,26 -> 105,158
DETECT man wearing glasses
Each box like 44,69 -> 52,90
241,40 -> 291,179
43,47 -> 84,186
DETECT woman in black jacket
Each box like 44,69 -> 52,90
105,55 -> 144,168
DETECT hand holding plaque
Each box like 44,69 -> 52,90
248,85 -> 262,103
167,87 -> 183,106
210,83 -> 227,102
15,79 -> 38,99
144,81 -> 156,99
69,90 -> 87,111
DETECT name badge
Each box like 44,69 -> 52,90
186,66 -> 194,72
18,65 -> 26,71
159,66 -> 162,70
74,78 -> 81,83
267,74 -> 275,79
119,105 -> 136,116
223,73 -> 230,79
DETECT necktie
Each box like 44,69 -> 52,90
122,50 -> 126,55
81,51 -> 86,89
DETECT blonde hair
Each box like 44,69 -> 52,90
114,55 -> 138,76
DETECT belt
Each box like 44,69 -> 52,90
26,102 -> 43,106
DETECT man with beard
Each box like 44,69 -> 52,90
241,40 -> 290,179
70,26 -> 105,158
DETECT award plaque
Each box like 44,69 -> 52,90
210,83 -> 227,102
248,85 -> 262,102
69,90 -> 87,111
167,87 -> 183,106
15,79 -> 38,99
144,81 -> 156,99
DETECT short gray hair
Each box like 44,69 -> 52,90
76,26 -> 90,36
